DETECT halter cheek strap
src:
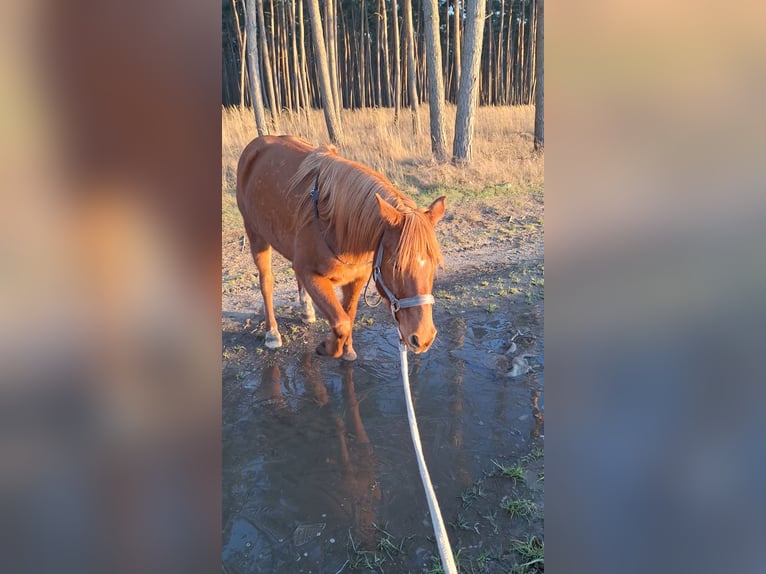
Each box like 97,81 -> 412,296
373,243 -> 435,325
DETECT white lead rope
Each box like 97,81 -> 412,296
399,341 -> 458,574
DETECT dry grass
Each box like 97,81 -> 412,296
222,105 -> 543,198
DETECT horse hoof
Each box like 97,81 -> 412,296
301,313 -> 316,324
342,349 -> 357,361
265,331 -> 282,349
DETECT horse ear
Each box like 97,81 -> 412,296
424,195 -> 447,225
375,194 -> 403,227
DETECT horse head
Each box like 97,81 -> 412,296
374,194 -> 447,354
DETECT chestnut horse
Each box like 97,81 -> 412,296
236,135 -> 446,360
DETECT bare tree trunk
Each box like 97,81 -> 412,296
453,0 -> 486,163
402,0 -> 420,133
306,0 -> 344,145
297,0 -> 313,116
325,0 -> 341,118
240,29 -> 249,107
534,0 -> 544,150
486,3 -> 493,105
337,1 -> 347,109
244,0 -> 268,135
230,0 -> 248,110
268,0 -> 283,112
364,0 -> 374,106
380,0 -> 391,107
276,2 -> 291,112
496,0 -> 506,104
443,0 -> 450,102
504,3 -> 512,104
525,0 -> 536,104
392,0 -> 402,121
255,0 -> 280,130
359,1 -> 368,107
453,0 -> 461,103
422,0 -> 448,161
341,11 -> 352,108
288,0 -> 302,113
373,2 -> 382,107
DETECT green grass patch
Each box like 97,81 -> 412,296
510,536 -> 544,574
491,460 -> 526,484
501,497 -> 537,521
346,523 -> 406,572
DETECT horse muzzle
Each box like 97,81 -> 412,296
404,326 -> 437,354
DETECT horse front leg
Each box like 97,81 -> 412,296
299,273 -> 352,359
295,277 -> 317,324
339,278 -> 366,361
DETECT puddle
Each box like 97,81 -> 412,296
223,313 -> 543,573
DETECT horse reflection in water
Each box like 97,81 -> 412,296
257,355 -> 380,551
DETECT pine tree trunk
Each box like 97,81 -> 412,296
453,0 -> 487,163
402,0 -> 420,133
403,0 -> 420,135
244,0 -> 269,135
374,2 -> 382,107
534,0 -> 544,150
297,0 -> 312,116
504,4 -> 512,104
453,0 -> 461,103
305,0 -> 344,145
230,0 -> 248,110
325,0 -> 341,117
443,0 -> 450,102
392,0 -> 402,121
422,0 -> 448,161
255,0 -> 280,130
380,0 -> 392,107
496,0 -> 506,105
277,2 -> 292,112
288,0 -> 302,112
486,3 -> 493,105
525,0 -> 536,104
268,0 -> 283,112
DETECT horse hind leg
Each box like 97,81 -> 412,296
296,278 -> 316,324
246,230 -> 282,349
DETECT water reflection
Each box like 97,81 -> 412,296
223,310 -> 544,572
223,356 -> 382,572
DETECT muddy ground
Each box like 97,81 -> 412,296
222,192 -> 544,573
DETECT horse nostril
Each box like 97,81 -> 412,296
409,334 -> 420,348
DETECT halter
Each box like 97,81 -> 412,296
372,241 -> 435,326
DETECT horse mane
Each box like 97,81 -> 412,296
291,145 -> 443,275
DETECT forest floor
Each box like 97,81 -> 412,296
222,106 -> 544,573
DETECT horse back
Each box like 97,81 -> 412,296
236,136 -> 316,260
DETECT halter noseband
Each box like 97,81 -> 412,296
372,241 -> 435,323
